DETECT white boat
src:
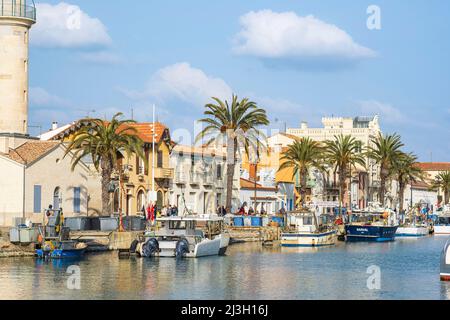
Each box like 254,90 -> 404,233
396,226 -> 428,237
134,215 -> 230,258
434,213 -> 450,235
281,211 -> 337,247
441,239 -> 450,281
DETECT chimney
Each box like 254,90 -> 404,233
52,122 -> 58,130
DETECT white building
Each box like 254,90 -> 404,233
286,116 -> 381,145
269,116 -> 383,209
169,145 -> 240,215
0,140 -> 101,226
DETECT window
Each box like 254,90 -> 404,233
53,187 -> 61,210
73,187 -> 81,213
33,185 -> 41,213
137,190 -> 145,212
216,164 -> 222,180
157,151 -> 163,168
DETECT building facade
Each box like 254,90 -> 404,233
42,121 -> 174,216
0,141 -> 100,226
267,116 -> 383,210
169,145 -> 240,215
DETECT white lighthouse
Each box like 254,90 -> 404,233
0,0 -> 36,136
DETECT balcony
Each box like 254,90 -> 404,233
154,167 -> 174,179
0,1 -> 36,21
174,171 -> 187,184
204,173 -> 213,186
189,171 -> 201,185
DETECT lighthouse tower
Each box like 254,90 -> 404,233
0,0 -> 36,136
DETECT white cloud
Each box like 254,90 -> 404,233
357,100 -> 404,123
78,51 -> 123,64
123,62 -> 233,107
29,87 -> 70,107
31,2 -> 111,48
233,10 -> 375,63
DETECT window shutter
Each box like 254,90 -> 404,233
73,187 -> 81,213
136,154 -> 140,173
33,185 -> 41,213
144,148 -> 149,175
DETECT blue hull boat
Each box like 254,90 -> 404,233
36,240 -> 87,259
36,248 -> 86,259
345,225 -> 398,242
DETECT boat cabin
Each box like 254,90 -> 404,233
154,215 -> 224,239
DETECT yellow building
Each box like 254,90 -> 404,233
41,121 -> 174,216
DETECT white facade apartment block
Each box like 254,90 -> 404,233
169,145 -> 240,215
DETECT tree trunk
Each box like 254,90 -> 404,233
225,137 -> 237,214
338,168 -> 346,217
445,189 -> 449,205
100,159 -> 113,216
398,182 -> 405,214
379,166 -> 388,207
300,168 -> 307,208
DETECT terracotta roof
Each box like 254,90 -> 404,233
2,141 -> 59,165
411,180 -> 431,190
415,162 -> 450,172
47,120 -> 171,145
240,178 -> 278,191
172,144 -> 226,157
125,122 -> 168,144
279,133 -> 301,141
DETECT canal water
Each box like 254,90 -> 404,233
1,236 -> 449,300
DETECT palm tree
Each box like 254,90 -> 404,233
196,95 -> 269,213
390,152 -> 423,213
64,113 -> 145,215
366,133 -> 404,207
279,138 -> 325,208
324,135 -> 366,216
431,171 -> 450,205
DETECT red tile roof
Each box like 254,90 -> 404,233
48,120 -> 170,145
240,178 -> 278,191
124,122 -> 168,144
415,162 -> 450,172
2,141 -> 59,165
411,180 -> 432,190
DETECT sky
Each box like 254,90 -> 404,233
27,0 -> 450,161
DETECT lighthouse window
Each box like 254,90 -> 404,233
24,60 -> 28,73
24,90 -> 27,102
24,31 -> 28,44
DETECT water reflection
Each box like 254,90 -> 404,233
0,236 -> 449,300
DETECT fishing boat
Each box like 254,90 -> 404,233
281,211 -> 337,247
396,225 -> 428,237
36,240 -> 87,259
35,208 -> 88,259
434,211 -> 450,235
440,239 -> 450,281
132,215 -> 230,258
345,208 -> 398,242
396,210 -> 429,237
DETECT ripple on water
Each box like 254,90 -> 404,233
0,236 -> 449,300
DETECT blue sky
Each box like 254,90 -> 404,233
28,0 -> 450,161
